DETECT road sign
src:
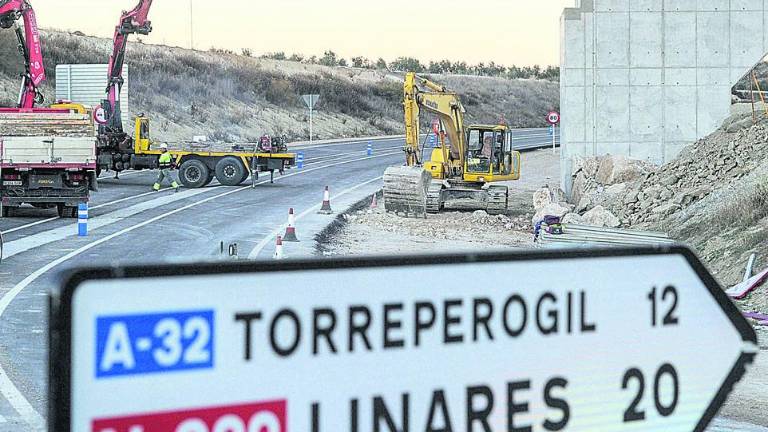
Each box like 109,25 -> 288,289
50,246 -> 756,432
93,106 -> 108,125
547,110 -> 560,125
301,94 -> 320,110
301,95 -> 320,144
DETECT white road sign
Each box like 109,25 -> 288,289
547,111 -> 560,125
302,94 -> 320,110
50,246 -> 756,432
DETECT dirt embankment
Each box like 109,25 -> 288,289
0,29 -> 559,143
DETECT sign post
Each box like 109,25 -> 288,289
301,94 -> 320,145
546,111 -> 560,155
51,246 -> 756,432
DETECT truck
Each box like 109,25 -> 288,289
0,110 -> 98,218
89,0 -> 296,186
112,116 -> 295,187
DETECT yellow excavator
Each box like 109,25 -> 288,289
383,72 -> 521,216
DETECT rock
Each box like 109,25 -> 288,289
623,191 -> 639,204
532,203 -> 572,225
575,195 -> 592,213
605,183 -> 627,196
533,187 -> 553,211
562,213 -> 584,224
660,188 -> 674,200
472,210 -> 489,222
583,157 -> 600,177
661,174 -> 679,186
652,203 -> 680,216
570,172 -> 588,206
581,206 -> 621,228
596,155 -> 655,185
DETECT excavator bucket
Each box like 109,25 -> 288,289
383,166 -> 432,217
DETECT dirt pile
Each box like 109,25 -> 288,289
342,206 -> 531,240
570,115 -> 768,227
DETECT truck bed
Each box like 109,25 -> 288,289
0,112 -> 96,169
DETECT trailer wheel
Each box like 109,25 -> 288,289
178,159 -> 210,189
237,170 -> 250,185
215,157 -> 246,186
202,171 -> 215,187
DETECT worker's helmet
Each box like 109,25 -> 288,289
160,143 -> 168,150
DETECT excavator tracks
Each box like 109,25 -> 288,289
383,166 -> 431,218
486,185 -> 509,215
426,182 -> 444,214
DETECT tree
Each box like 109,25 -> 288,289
338,58 -> 348,67
241,48 -> 252,57
288,53 -> 305,62
351,56 -> 366,68
320,50 -> 339,66
389,57 -> 425,72
375,57 -> 388,70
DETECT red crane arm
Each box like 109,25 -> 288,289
0,0 -> 45,108
105,0 -> 153,131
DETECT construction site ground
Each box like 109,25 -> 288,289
322,148 -> 559,256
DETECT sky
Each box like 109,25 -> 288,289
30,0 -> 574,66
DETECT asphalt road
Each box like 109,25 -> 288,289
0,137 -> 404,430
0,129 -> 756,432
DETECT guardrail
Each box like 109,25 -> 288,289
538,224 -> 673,248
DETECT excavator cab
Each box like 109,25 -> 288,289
463,125 -> 521,183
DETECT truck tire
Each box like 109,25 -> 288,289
215,157 -> 246,186
1,206 -> 11,218
178,159 -> 210,189
238,170 -> 250,185
202,171 -> 215,187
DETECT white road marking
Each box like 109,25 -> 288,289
2,188 -> 211,260
0,188 -> 176,236
0,151 -> 400,430
247,176 -> 383,259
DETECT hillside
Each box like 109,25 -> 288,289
0,29 -> 559,143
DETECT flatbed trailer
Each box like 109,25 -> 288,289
98,117 -> 296,188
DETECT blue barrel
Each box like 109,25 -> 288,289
296,152 -> 305,169
78,203 -> 88,237
367,142 -> 373,156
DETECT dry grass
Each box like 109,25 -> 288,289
0,29 -> 559,142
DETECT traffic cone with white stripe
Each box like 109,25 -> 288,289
283,208 -> 299,242
273,235 -> 284,260
370,193 -> 378,209
319,186 -> 333,214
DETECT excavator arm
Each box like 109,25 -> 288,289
403,73 -> 467,170
104,0 -> 153,133
0,0 -> 44,108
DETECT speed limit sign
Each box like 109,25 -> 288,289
547,111 -> 560,125
93,106 -> 108,125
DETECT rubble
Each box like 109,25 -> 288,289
568,115 -> 768,227
581,206 -> 620,228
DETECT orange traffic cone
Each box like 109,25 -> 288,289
283,208 -> 299,242
370,193 -> 378,209
319,186 -> 333,214
273,235 -> 284,260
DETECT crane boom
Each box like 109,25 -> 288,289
104,0 -> 153,133
0,0 -> 45,108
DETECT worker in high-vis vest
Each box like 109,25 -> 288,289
153,143 -> 180,192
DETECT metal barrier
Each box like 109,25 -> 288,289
538,224 -> 673,248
